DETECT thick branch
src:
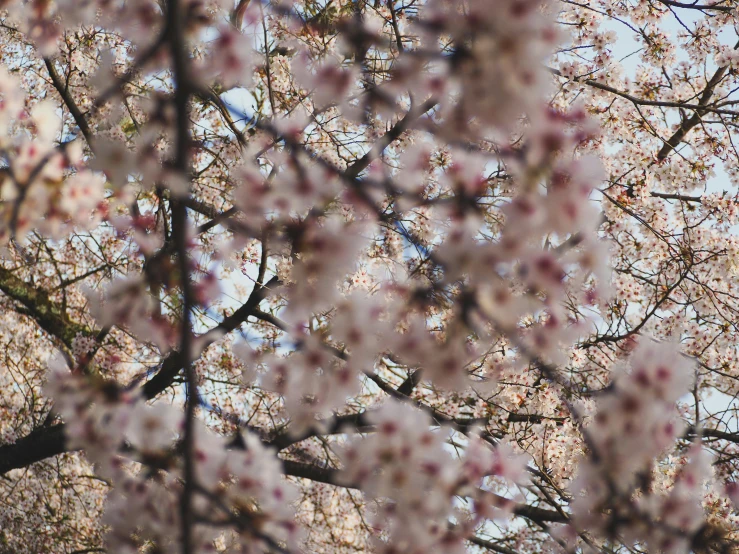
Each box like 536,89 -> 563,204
0,265 -> 92,348
656,49 -> 736,160
0,424 -> 70,475
283,460 -> 568,523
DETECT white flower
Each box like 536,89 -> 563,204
125,403 -> 182,455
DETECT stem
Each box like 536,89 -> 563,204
165,1 -> 195,553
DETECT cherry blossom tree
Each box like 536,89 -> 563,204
1,0 -> 739,553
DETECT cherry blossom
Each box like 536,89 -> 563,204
0,0 -> 738,553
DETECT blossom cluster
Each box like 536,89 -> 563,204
44,352 -> 300,554
340,399 -> 530,554
569,340 -> 710,552
0,68 -> 104,243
